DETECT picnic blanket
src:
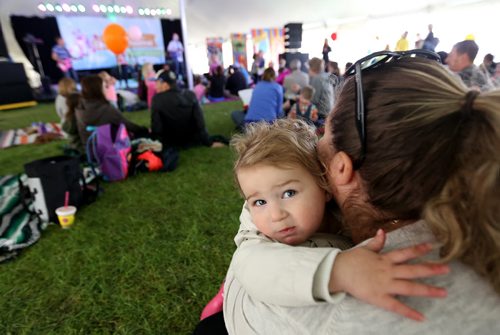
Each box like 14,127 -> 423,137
0,174 -> 47,263
0,122 -> 66,149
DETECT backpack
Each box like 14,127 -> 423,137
23,155 -> 84,223
87,123 -> 131,182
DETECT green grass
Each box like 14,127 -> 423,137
0,100 -> 245,334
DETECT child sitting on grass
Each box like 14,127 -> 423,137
287,85 -> 319,125
98,71 -> 118,108
224,120 -> 449,321
55,77 -> 76,124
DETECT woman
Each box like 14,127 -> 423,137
223,53 -> 500,333
231,67 -> 283,130
207,65 -> 226,102
322,38 -> 332,69
75,75 -> 148,147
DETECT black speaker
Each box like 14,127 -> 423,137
0,62 -> 34,105
284,23 -> 302,49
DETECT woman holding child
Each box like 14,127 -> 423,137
217,51 -> 500,334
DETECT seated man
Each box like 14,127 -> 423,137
446,40 -> 494,92
151,70 -> 224,148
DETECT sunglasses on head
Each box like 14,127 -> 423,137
343,49 -> 442,170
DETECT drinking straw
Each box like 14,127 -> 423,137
64,191 -> 69,208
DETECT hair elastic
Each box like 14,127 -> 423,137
461,90 -> 480,117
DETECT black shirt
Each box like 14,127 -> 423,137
151,88 -> 211,148
225,71 -> 248,96
208,75 -> 225,98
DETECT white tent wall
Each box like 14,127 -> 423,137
288,1 -> 500,73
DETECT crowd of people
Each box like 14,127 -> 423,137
54,68 -> 227,158
49,31 -> 500,334
194,45 -> 500,335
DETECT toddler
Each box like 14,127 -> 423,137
288,85 -> 319,124
55,77 -> 76,124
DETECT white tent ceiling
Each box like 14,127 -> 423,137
1,0 -> 499,84
1,0 -> 492,45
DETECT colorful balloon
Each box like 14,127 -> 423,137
331,32 -> 337,41
102,24 -> 128,55
128,26 -> 143,41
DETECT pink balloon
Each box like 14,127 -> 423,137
128,26 -> 143,41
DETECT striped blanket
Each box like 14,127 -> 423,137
0,122 -> 66,149
0,175 -> 47,263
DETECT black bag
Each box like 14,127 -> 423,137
24,155 -> 83,223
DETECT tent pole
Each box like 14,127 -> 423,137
179,0 -> 193,89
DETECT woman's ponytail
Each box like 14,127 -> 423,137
424,90 -> 500,294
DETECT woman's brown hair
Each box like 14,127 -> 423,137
65,92 -> 81,121
262,67 -> 276,82
329,57 -> 500,293
81,75 -> 107,103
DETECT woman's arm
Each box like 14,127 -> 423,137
106,104 -> 147,136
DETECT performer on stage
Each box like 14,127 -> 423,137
51,37 -> 78,82
167,33 -> 185,80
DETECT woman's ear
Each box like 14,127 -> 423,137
328,151 -> 354,186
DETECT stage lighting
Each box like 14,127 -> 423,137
62,3 -> 70,12
126,5 -> 133,14
107,5 -> 113,13
166,8 -> 172,15
113,5 -> 120,13
120,6 -> 126,14
138,8 -> 144,15
150,9 -> 156,16
38,4 -> 47,11
55,4 -> 63,12
144,8 -> 150,15
100,4 -> 106,12
92,4 -> 99,12
46,4 -> 54,11
70,5 -> 77,12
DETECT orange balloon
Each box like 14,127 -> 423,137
102,24 -> 128,55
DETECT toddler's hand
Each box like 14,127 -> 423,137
329,229 -> 449,321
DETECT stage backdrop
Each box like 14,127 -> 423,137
206,37 -> 224,72
56,16 -> 165,71
230,33 -> 247,69
251,28 -> 285,68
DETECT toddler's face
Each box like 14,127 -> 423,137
237,163 -> 327,245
